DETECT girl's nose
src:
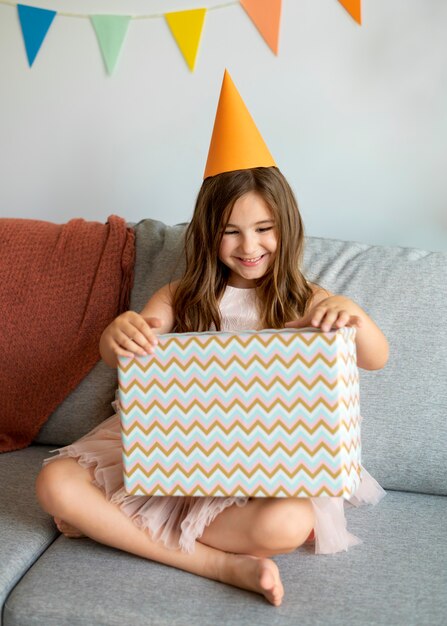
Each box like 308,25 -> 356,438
239,234 -> 257,255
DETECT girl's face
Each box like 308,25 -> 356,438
218,191 -> 278,288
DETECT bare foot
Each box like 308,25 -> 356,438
257,558 -> 284,606
228,555 -> 284,606
54,517 -> 85,538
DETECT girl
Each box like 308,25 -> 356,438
36,166 -> 388,607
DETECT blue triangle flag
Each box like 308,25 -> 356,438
18,4 -> 57,67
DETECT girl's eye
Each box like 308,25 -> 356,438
224,230 -> 238,235
258,227 -> 273,233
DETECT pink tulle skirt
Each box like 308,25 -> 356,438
43,403 -> 385,555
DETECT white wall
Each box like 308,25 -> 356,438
1,0 -> 446,251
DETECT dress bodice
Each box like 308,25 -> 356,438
218,286 -> 261,331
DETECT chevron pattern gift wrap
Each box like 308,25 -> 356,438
118,327 -> 362,498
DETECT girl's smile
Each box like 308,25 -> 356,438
219,191 -> 278,288
237,255 -> 266,266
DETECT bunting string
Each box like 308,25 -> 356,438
0,0 -> 238,19
0,0 -> 361,74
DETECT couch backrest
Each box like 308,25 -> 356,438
37,219 -> 447,497
303,237 -> 447,497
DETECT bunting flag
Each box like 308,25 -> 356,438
164,8 -> 207,72
337,0 -> 361,25
17,4 -> 56,67
1,0 -> 363,73
240,0 -> 282,55
90,15 -> 131,75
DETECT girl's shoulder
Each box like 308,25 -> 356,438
162,279 -> 181,297
308,283 -> 332,306
139,281 -> 180,333
152,280 -> 181,303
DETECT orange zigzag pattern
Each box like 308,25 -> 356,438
125,483 -> 359,497
124,438 -> 361,458
119,351 -> 356,374
120,396 -> 360,417
122,416 -> 359,437
138,332 -> 340,352
119,373 -> 359,395
124,460 -> 361,481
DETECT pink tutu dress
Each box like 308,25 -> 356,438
44,285 -> 385,554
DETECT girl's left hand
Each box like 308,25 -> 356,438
285,296 -> 363,333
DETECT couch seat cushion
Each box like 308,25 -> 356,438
4,491 -> 446,626
0,446 -> 58,618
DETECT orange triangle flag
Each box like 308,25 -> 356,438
204,70 -> 276,179
165,9 -> 207,71
240,0 -> 282,55
337,0 -> 362,25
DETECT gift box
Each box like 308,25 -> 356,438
118,327 -> 362,498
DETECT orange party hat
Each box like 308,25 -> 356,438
203,70 -> 276,179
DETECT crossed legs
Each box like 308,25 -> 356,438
36,458 -> 314,606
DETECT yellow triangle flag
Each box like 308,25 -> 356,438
337,0 -> 361,25
165,9 -> 207,72
240,0 -> 282,55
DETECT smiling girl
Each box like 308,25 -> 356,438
36,74 -> 388,607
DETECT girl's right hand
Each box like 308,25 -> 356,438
99,311 -> 162,366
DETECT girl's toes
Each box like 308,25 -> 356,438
258,559 -> 284,606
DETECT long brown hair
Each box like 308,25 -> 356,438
172,167 -> 313,332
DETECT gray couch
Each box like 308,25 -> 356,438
1,218 -> 446,626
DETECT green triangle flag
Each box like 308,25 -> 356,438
90,15 -> 131,75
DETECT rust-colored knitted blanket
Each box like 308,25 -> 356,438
0,216 -> 135,452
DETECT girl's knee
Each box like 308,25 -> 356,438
36,461 -> 65,512
35,458 -> 87,514
250,498 -> 314,554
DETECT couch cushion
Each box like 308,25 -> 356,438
129,218 -> 186,312
4,491 -> 446,626
0,446 -> 58,622
34,362 -> 118,447
303,238 -> 447,496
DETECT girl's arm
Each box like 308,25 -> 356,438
99,281 -> 179,368
285,286 -> 389,371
